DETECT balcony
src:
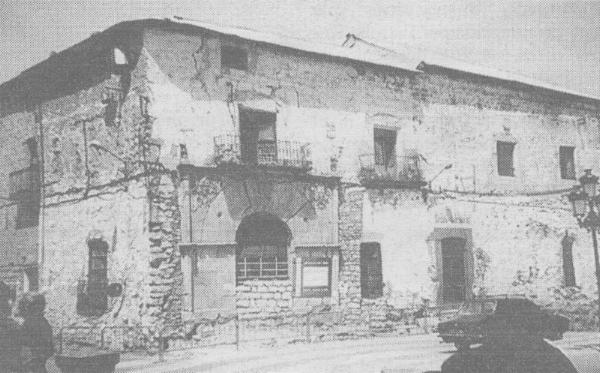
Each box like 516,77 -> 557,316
358,154 -> 425,189
214,134 -> 311,171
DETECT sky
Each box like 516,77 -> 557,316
1,0 -> 599,97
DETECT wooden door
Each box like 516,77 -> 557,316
441,237 -> 466,303
360,243 -> 383,299
193,246 -> 236,316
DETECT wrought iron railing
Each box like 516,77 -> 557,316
214,134 -> 311,170
358,154 -> 424,188
9,165 -> 40,198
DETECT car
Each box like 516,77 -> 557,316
437,296 -> 569,351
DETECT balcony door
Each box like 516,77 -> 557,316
239,108 -> 277,165
374,128 -> 397,178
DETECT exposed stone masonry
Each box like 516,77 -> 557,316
338,186 -> 365,322
146,173 -> 182,329
236,280 -> 293,319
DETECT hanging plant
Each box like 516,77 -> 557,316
192,177 -> 222,208
305,184 -> 333,210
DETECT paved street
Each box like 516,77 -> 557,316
105,333 -> 600,373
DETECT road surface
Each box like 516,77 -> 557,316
111,332 -> 600,373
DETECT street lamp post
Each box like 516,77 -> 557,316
568,169 -> 600,329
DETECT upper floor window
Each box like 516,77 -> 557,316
559,146 -> 576,180
221,45 -> 248,71
497,141 -> 515,177
374,128 -> 397,168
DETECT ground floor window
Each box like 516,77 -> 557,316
360,242 -> 383,299
235,212 -> 291,283
77,238 -> 109,316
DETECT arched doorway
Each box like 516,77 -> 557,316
235,212 -> 291,283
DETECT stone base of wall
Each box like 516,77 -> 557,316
236,280 -> 293,319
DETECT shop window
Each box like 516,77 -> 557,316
497,141 -> 515,176
221,45 -> 248,71
559,146 -> 576,180
360,242 -> 383,299
561,233 -> 576,287
374,128 -> 397,168
301,258 -> 331,297
77,239 -> 109,316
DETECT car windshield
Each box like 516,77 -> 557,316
457,301 -> 496,315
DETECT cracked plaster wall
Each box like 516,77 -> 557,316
141,26 -> 600,313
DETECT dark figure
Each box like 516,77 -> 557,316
0,283 -> 22,372
441,336 -> 577,373
19,293 -> 54,373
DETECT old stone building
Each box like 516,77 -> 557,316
0,17 -> 599,332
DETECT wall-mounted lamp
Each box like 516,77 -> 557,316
421,163 -> 453,203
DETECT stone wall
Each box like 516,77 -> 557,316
145,173 -> 182,327
338,186 -> 365,322
236,280 -> 293,319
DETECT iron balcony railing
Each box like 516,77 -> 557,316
9,165 -> 40,199
214,134 -> 312,171
358,153 -> 424,188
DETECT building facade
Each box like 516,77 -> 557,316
1,18 -> 599,331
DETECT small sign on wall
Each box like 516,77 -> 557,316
301,258 -> 331,297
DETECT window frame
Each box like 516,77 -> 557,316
559,146 -> 576,180
496,141 -> 515,177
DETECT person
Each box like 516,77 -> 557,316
0,282 -> 22,372
18,293 -> 54,373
